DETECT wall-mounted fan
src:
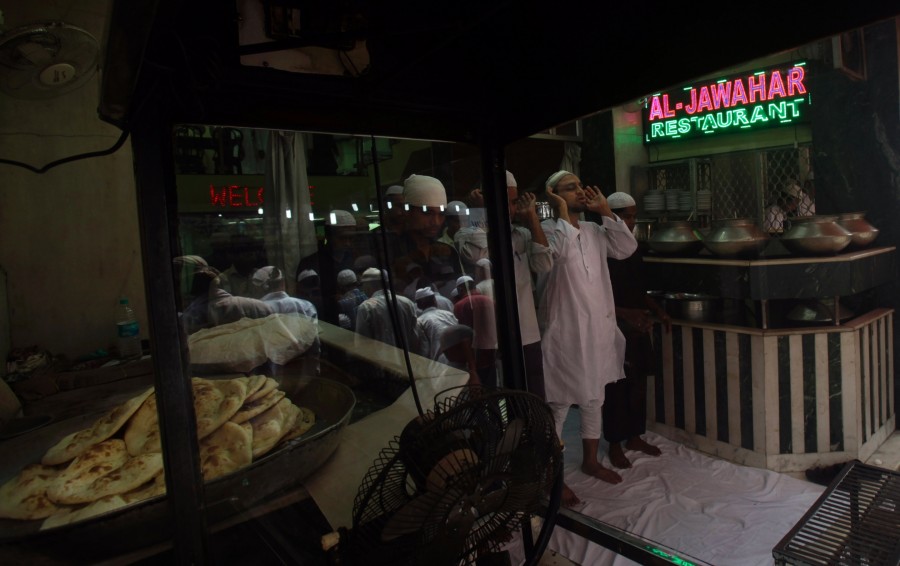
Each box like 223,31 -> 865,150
0,21 -> 100,100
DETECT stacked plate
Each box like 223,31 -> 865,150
643,190 -> 665,212
678,192 -> 694,211
696,190 -> 712,212
666,189 -> 683,211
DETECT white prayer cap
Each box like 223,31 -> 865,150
297,269 -> 319,283
414,287 -> 435,301
440,324 -> 474,353
403,174 -> 447,207
327,209 -> 356,226
607,192 -> 637,209
475,258 -> 492,269
337,269 -> 357,287
360,267 -> 384,283
546,170 -> 574,189
456,275 -> 474,287
251,266 -> 283,288
385,185 -> 404,196
506,170 -> 517,188
445,200 -> 469,216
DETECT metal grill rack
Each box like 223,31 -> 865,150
773,461 -> 900,565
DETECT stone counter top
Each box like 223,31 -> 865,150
642,245 -> 895,300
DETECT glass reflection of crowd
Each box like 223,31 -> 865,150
174,173 -> 528,384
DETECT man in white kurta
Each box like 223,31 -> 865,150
414,287 -> 460,360
537,170 -> 637,505
508,171 -> 554,400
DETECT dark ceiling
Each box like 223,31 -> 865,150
105,1 -> 900,144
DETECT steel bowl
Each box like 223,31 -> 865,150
702,218 -> 770,258
836,211 -> 879,249
780,215 -> 853,256
648,220 -> 703,256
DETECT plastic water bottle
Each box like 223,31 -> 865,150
116,297 -> 142,359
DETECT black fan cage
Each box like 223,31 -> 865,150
346,386 -> 562,565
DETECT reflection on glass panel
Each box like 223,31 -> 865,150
171,130 -> 508,429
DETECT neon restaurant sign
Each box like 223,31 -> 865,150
642,62 -> 811,144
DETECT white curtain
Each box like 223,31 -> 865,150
264,132 -> 317,294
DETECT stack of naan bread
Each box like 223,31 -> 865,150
0,376 -> 315,530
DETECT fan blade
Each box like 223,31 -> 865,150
380,490 -> 444,541
14,40 -> 54,67
484,418 -> 524,474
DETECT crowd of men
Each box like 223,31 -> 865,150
174,168 -> 672,506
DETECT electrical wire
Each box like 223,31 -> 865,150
0,127 -> 130,174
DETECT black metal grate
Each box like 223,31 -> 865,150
773,461 -> 900,565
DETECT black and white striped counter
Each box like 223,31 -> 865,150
647,308 -> 894,473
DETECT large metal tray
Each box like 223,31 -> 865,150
0,376 -> 355,559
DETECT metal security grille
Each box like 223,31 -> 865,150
773,461 -> 900,566
639,145 -> 813,233
709,151 -> 759,220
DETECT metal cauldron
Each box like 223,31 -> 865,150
836,211 -> 879,250
702,218 -> 770,259
648,220 -> 703,256
780,215 -> 853,256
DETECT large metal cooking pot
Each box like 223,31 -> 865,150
648,220 -> 703,256
780,215 -> 853,256
836,211 -> 879,250
702,218 -> 770,258
0,376 -> 356,559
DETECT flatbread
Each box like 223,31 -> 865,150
245,377 -> 278,404
230,389 -> 285,424
198,421 -> 253,481
243,375 -> 267,399
122,472 -> 167,504
249,398 -> 295,459
0,464 -> 62,520
124,378 -> 247,456
42,387 -> 153,465
282,406 -> 316,442
46,439 -> 130,505
52,453 -> 164,505
192,378 -> 248,439
40,495 -> 128,531
123,393 -> 160,456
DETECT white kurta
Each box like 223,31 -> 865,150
416,307 -> 459,360
537,216 -> 637,405
512,224 -> 553,346
355,289 -> 424,355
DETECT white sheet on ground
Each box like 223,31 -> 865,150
509,407 -> 825,566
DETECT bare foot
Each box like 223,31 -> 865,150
625,436 -> 661,456
582,462 -> 622,484
608,442 -> 632,469
562,483 -> 581,507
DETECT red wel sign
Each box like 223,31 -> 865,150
209,185 -> 265,208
